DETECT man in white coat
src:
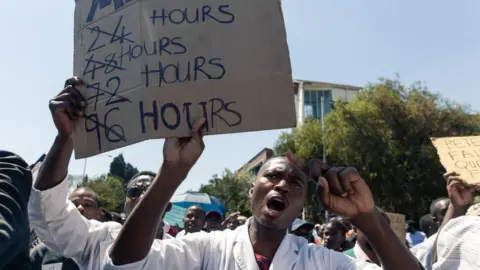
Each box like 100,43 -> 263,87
103,122 -> 424,269
28,77 -> 172,270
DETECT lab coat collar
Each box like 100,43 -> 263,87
233,217 -> 301,270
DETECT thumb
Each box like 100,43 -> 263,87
317,177 -> 330,203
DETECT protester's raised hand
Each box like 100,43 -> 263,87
162,118 -> 206,178
49,77 -> 85,137
308,158 -> 375,217
444,171 -> 480,209
226,212 -> 240,221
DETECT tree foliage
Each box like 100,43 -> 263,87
274,78 -> 480,220
198,169 -> 252,217
109,154 -> 139,185
274,118 -> 324,160
84,175 -> 126,213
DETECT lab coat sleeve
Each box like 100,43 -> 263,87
28,173 -> 122,266
103,231 -> 211,270
310,246 -> 381,269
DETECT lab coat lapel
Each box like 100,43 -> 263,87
270,233 -> 300,269
233,218 -> 301,270
233,222 -> 259,270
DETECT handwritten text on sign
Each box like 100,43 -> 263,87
72,0 -> 295,158
432,136 -> 480,184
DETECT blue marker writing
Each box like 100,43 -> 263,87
86,0 -> 133,23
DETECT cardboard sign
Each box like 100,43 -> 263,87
385,212 -> 406,241
431,136 -> 480,184
72,0 -> 295,158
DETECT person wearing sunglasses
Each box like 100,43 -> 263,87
125,172 -> 176,238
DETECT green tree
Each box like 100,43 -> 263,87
274,118 -> 324,160
84,175 -> 126,213
198,169 -> 252,217
109,154 -> 139,185
324,78 -> 480,219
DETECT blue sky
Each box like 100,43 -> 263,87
2,0 -> 480,194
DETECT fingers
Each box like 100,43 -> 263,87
191,118 -> 207,144
285,152 -> 310,179
316,177 -> 330,199
64,76 -> 83,88
443,171 -> 460,184
308,159 -> 330,179
51,78 -> 86,119
323,167 -> 360,197
324,167 -> 346,197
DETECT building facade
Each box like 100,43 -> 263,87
237,148 -> 274,180
293,80 -> 362,127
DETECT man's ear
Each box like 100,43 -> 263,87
249,183 -> 254,198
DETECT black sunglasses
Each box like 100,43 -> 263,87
126,187 -> 147,198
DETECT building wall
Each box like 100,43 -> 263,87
237,148 -> 274,177
295,82 -> 361,127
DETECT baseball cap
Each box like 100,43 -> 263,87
291,219 -> 315,232
206,211 -> 222,219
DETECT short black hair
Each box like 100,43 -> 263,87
127,171 -> 156,186
327,217 -> 348,234
419,214 -> 435,234
185,205 -> 205,216
70,187 -> 101,207
429,197 -> 449,214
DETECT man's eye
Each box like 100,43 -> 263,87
266,173 -> 280,179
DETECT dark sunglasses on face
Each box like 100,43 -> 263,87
126,187 -> 147,198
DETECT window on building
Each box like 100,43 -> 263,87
250,163 -> 262,176
303,90 -> 331,119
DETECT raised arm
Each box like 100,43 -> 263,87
0,151 -> 32,269
34,77 -> 83,191
108,118 -> 207,267
305,158 -> 423,270
28,77 -> 121,265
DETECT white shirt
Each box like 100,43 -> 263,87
433,216 -> 480,270
410,233 -> 437,270
102,218 -> 380,270
175,229 -> 207,239
28,175 -> 172,270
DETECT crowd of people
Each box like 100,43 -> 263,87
1,77 -> 480,269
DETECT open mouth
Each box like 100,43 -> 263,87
267,196 -> 287,212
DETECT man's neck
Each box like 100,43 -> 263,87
248,219 -> 286,260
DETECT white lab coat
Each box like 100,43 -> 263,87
102,218 -> 381,270
28,176 -> 172,270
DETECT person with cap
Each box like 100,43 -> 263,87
27,78 -> 173,270
204,211 -> 223,232
290,219 -> 315,243
0,150 -> 32,269
205,211 -> 241,232
104,147 -> 423,269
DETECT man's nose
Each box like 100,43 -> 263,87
77,205 -> 85,214
273,179 -> 289,194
